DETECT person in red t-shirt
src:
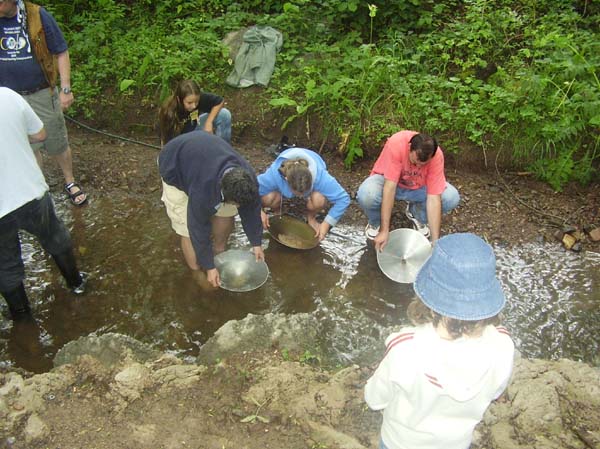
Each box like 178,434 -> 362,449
356,131 -> 460,250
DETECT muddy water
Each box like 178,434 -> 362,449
1,191 -> 599,373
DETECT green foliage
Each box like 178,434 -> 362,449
54,0 -> 233,116
267,0 -> 599,187
48,0 -> 599,190
299,349 -> 321,365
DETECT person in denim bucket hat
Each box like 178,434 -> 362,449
365,233 -> 514,449
414,232 -> 505,320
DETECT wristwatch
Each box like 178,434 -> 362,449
61,86 -> 72,94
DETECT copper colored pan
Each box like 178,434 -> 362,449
268,214 -> 319,250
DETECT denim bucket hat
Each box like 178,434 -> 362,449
413,233 -> 505,321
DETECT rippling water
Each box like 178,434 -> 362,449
1,190 -> 598,372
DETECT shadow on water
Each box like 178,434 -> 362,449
1,190 -> 599,373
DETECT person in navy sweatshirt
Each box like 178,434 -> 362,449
158,131 -> 264,288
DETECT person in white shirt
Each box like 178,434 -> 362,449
365,233 -> 515,449
0,87 -> 86,320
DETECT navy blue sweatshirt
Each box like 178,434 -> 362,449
158,131 -> 262,269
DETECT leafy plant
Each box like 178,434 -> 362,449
299,349 -> 321,365
51,0 -> 599,190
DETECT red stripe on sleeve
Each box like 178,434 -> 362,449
384,333 -> 414,357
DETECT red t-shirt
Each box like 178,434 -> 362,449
370,130 -> 446,195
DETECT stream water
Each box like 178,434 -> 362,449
1,191 -> 599,373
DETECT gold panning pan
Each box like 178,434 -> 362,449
377,228 -> 432,283
214,249 -> 269,292
268,214 -> 319,250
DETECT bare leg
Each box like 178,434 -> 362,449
306,191 -> 327,232
261,191 -> 282,214
181,236 -> 200,270
54,146 -> 86,205
53,146 -> 75,184
191,269 -> 217,291
211,216 -> 234,255
181,236 -> 217,290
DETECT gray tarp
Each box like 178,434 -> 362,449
226,26 -> 283,88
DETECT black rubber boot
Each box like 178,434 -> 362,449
1,283 -> 32,320
51,250 -> 86,294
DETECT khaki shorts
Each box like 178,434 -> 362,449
161,181 -> 238,237
24,87 -> 69,156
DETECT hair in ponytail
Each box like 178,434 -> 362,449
279,158 -> 312,193
158,80 -> 201,145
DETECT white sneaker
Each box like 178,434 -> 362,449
365,223 -> 380,240
405,204 -> 431,238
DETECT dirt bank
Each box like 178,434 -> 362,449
1,326 -> 599,449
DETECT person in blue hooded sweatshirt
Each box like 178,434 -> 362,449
258,147 -> 350,241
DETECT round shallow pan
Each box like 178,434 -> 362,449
377,228 -> 432,283
214,249 -> 269,292
268,214 -> 319,250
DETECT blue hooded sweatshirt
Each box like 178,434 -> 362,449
257,148 -> 350,226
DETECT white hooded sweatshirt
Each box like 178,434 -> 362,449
365,323 -> 514,449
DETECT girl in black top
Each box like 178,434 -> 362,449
158,79 -> 227,145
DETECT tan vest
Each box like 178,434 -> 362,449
25,2 -> 58,88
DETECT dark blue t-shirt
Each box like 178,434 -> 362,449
0,7 -> 67,91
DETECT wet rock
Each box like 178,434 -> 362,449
54,333 -> 160,368
196,312 -> 321,365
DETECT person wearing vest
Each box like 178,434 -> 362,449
0,0 -> 87,206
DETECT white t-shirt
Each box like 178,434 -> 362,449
365,323 -> 515,449
0,87 -> 48,218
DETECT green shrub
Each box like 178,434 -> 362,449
48,0 -> 598,190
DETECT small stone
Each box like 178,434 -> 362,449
553,230 -> 564,242
571,242 -> 582,252
562,225 -> 577,234
25,414 -> 48,442
588,227 -> 600,242
562,233 -> 577,250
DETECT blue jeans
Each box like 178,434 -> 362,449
0,193 -> 73,291
197,107 -> 232,143
356,174 -> 460,226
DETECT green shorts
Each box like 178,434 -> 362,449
24,87 -> 69,156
